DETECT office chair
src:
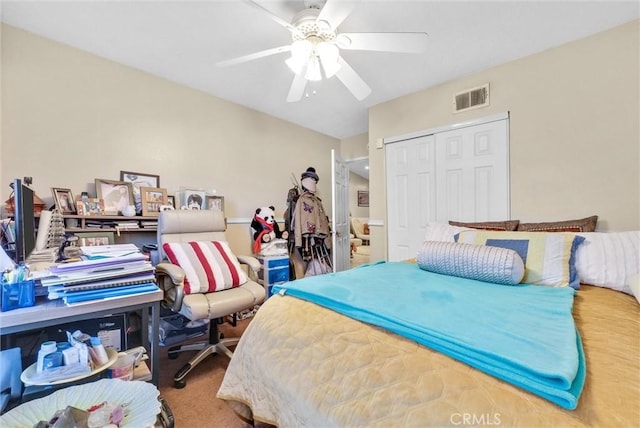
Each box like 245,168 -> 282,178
155,210 -> 265,389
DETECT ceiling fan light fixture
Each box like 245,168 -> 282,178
286,39 -> 312,74
317,42 -> 341,78
305,55 -> 322,81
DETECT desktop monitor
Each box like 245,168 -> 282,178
13,178 -> 36,264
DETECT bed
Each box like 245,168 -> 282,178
217,227 -> 639,427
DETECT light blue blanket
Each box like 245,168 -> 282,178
272,262 -> 585,409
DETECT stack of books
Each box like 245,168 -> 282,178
115,221 -> 140,231
41,244 -> 157,306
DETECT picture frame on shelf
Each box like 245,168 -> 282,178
140,187 -> 168,217
357,190 -> 369,207
74,231 -> 115,247
120,171 -> 160,213
166,195 -> 175,209
76,198 -> 105,216
182,190 -> 206,210
206,196 -> 225,213
51,187 -> 76,214
95,179 -> 134,215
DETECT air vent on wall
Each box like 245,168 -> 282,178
453,83 -> 489,113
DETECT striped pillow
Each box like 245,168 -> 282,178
162,241 -> 248,294
455,231 -> 584,288
417,241 -> 525,285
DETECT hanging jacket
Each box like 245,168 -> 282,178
293,191 -> 330,247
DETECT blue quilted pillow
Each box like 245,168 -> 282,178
417,241 -> 525,285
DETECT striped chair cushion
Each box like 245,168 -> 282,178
417,241 -> 525,285
162,241 -> 248,294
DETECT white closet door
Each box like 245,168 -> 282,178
386,117 -> 509,262
436,119 -> 509,222
386,135 -> 436,262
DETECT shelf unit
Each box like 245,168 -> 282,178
61,214 -> 159,233
59,215 -> 159,247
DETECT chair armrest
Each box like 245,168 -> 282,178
236,255 -> 262,282
155,262 -> 186,312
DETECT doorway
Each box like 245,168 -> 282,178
346,158 -> 370,268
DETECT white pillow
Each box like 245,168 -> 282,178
575,231 -> 639,294
423,223 -> 472,242
628,274 -> 640,304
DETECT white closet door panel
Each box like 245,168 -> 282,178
386,116 -> 509,262
474,166 -> 492,219
386,136 -> 436,261
395,174 -> 409,228
436,120 -> 509,222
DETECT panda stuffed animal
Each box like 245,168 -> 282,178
251,206 -> 289,255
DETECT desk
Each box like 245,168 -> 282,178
0,290 -> 162,386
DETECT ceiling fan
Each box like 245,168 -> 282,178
217,0 -> 428,102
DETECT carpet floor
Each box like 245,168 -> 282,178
351,245 -> 370,268
157,319 -> 253,428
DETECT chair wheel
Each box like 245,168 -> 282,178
168,351 -> 178,360
174,379 -> 186,389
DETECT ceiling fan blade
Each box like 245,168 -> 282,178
216,45 -> 291,67
287,73 -> 307,103
316,0 -> 360,29
242,0 -> 302,37
337,32 -> 429,53
335,56 -> 371,101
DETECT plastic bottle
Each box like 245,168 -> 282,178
90,336 -> 109,366
36,341 -> 57,373
43,351 -> 63,370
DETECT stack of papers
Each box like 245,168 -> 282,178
41,245 -> 157,306
80,244 -> 141,259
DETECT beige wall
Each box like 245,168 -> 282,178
341,133 -> 369,219
368,20 -> 640,262
349,172 -> 369,219
340,133 -> 368,160
1,24 -> 340,255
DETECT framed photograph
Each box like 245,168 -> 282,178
76,198 -> 105,216
74,231 -> 115,247
120,171 -> 160,213
51,187 -> 76,214
357,190 -> 369,207
140,187 -> 168,217
95,179 -> 134,215
206,196 -> 225,213
182,190 -> 206,210
166,195 -> 176,208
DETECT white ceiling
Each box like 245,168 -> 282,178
1,1 -> 638,139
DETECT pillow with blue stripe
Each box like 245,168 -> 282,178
417,241 -> 525,285
455,231 -> 585,288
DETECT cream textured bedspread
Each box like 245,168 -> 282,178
217,285 -> 639,427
